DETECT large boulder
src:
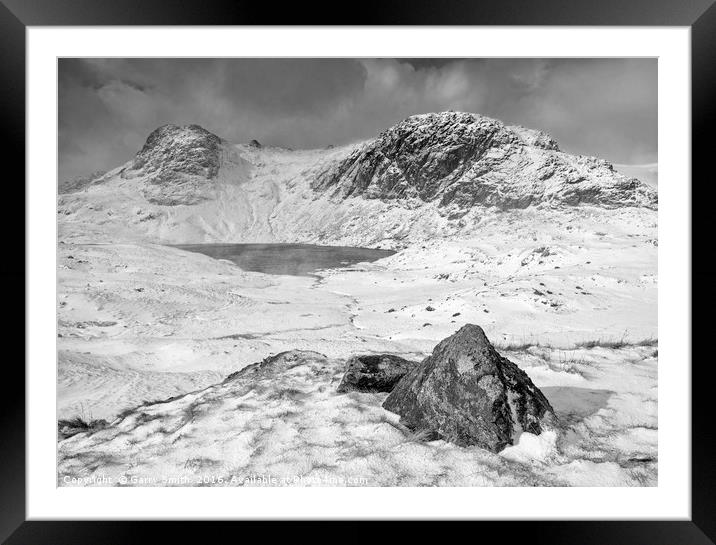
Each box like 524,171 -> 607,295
382,324 -> 555,452
337,354 -> 416,393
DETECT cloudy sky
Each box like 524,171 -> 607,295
59,58 -> 657,183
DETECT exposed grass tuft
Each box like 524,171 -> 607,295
498,333 -> 657,352
58,417 -> 108,440
573,330 -> 657,350
496,334 -> 551,352
574,337 -> 657,349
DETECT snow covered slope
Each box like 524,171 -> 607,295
58,112 -> 656,247
58,345 -> 657,487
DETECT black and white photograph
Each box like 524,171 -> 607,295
56,57 -> 658,488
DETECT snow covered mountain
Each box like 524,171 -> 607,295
58,112 -> 656,247
314,112 -> 656,212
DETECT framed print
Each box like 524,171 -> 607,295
5,0 -> 714,542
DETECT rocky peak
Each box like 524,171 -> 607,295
313,110 -> 656,212
126,124 -> 223,206
383,323 -> 555,451
132,124 -> 222,175
394,111 -> 560,152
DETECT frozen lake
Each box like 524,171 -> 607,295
174,243 -> 396,276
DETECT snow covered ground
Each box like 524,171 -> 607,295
59,346 -> 656,487
56,120 -> 657,487
57,204 -> 657,486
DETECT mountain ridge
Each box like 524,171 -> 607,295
57,112 -> 657,246
314,111 -> 656,212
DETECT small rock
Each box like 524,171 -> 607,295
425,306 -> 435,312
337,355 -> 416,393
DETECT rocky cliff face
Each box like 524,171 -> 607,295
313,111 -> 656,213
121,124 -> 223,206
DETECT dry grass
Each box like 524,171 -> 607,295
497,332 -> 657,352
574,330 -> 657,350
58,402 -> 109,440
58,416 -> 108,440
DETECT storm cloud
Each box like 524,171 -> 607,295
58,58 -> 656,183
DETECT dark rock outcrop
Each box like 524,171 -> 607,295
337,354 -> 416,393
126,124 -> 223,205
313,111 -> 656,211
383,324 -> 555,452
248,139 -> 262,148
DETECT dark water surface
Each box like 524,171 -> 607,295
174,243 -> 396,276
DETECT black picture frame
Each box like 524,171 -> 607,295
3,0 -> 713,542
